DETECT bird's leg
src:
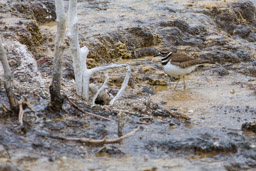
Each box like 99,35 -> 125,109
174,76 -> 180,90
183,76 -> 186,90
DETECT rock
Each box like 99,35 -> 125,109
96,145 -> 125,156
213,66 -> 229,76
214,9 -> 237,34
126,27 -> 156,47
209,51 -> 240,64
184,38 -> 204,48
209,1 -> 256,34
247,66 -> 256,77
142,86 -> 155,95
247,32 -> 256,42
140,65 -> 157,74
12,1 -> 56,24
0,164 -> 20,171
31,2 -> 56,24
152,109 -> 170,117
232,1 -> 256,23
169,19 -> 190,32
233,25 -> 251,38
231,62 -> 256,77
135,48 -> 158,58
236,49 -> 252,62
159,27 -> 184,45
86,28 -> 161,65
47,121 -> 66,131
187,26 -> 201,35
159,19 -> 190,32
114,41 -> 131,59
146,133 -> 237,154
242,122 -> 256,133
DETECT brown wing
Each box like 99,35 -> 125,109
171,53 -> 195,63
171,53 -> 209,68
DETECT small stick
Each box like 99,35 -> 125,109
117,112 -> 129,137
64,94 -> 114,122
41,127 -> 139,145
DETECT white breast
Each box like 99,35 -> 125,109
163,60 -> 197,77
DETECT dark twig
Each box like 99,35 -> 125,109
40,127 -> 140,145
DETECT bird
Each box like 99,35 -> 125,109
154,49 -> 210,90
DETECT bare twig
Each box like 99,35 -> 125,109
117,112 -> 129,137
18,99 -> 24,125
42,127 -> 139,145
64,94 -> 114,121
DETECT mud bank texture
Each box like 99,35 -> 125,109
0,0 -> 256,170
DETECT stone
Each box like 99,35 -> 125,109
142,86 -> 155,95
159,27 -> 184,45
0,164 -> 20,171
242,122 -> 256,133
213,66 -> 229,76
232,1 -> 256,23
187,26 -> 201,35
233,25 -> 251,38
236,49 -> 252,62
170,19 -> 190,32
247,32 -> 256,42
97,145 -> 125,156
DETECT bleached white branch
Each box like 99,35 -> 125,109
92,74 -> 109,105
67,0 -> 83,95
89,64 -> 127,74
67,0 -> 131,103
109,65 -> 131,106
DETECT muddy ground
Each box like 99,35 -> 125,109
0,0 -> 256,170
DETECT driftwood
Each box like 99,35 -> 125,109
40,127 -> 139,145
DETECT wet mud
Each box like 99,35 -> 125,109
0,0 -> 256,170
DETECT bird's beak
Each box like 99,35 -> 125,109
154,52 -> 161,57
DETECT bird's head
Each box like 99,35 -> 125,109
154,49 -> 173,58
